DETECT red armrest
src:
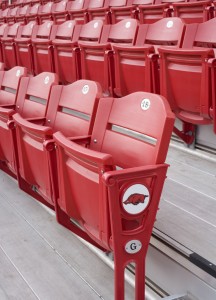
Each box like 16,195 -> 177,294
54,131 -> 114,165
13,113 -> 52,136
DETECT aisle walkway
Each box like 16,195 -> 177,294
158,143 -> 216,265
0,171 -> 134,300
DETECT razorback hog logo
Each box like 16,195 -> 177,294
123,193 -> 149,206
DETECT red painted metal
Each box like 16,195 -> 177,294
53,91 -> 175,300
0,71 -> 58,176
13,79 -> 102,209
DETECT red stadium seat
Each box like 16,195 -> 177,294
137,0 -> 183,24
84,0 -> 111,23
159,17 -> 216,144
1,22 -> 22,69
0,72 -> 58,176
31,20 -> 57,74
172,0 -> 214,24
52,0 -> 70,25
0,23 -> 8,61
88,0 -> 133,24
113,17 -> 185,97
79,18 -> 139,95
52,19 -> 104,84
25,3 -> 40,24
14,21 -> 37,74
0,66 -> 27,107
38,1 -> 54,24
13,79 -> 103,209
67,0 -> 90,24
5,6 -> 19,24
0,7 -> 10,24
110,0 -> 148,23
53,91 -> 175,300
15,4 -> 30,24
0,66 -> 27,175
9,0 -> 25,7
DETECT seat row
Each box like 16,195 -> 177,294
1,16 -> 216,144
0,66 -> 175,300
1,17 -> 181,85
0,0 -> 215,26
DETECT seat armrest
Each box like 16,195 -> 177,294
103,163 -> 168,185
68,135 -> 91,145
0,106 -> 15,118
78,41 -> 111,50
52,40 -> 77,46
31,38 -> 51,44
0,104 -> 16,109
112,44 -> 154,52
25,117 -> 46,124
54,131 -> 113,165
158,47 -> 215,56
13,113 -> 52,135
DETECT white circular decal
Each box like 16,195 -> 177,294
125,21 -> 131,28
94,22 -> 98,28
141,98 -> 150,111
44,76 -> 50,84
167,20 -> 173,28
122,184 -> 150,215
16,69 -> 21,77
82,84 -> 89,94
125,240 -> 142,254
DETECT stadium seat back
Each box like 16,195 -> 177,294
0,23 -> 8,37
140,17 -> 185,47
16,4 -> 30,24
39,2 -> 53,15
173,0 -> 214,24
89,92 -> 174,166
0,66 -> 27,106
80,19 -> 138,94
16,72 -> 58,118
87,0 -> 110,9
68,0 -> 88,10
54,20 -> 76,40
182,18 -> 216,49
26,3 -> 40,23
1,22 -> 21,69
53,20 -> 104,84
159,47 -> 214,126
107,18 -> 138,44
14,79 -> 102,207
47,80 -> 103,136
79,19 -> 104,41
53,0 -> 68,13
31,21 -> 56,74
